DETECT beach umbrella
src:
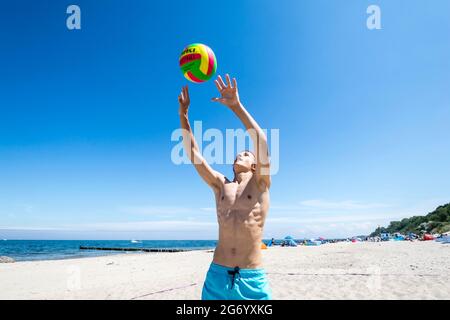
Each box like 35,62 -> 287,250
284,236 -> 294,240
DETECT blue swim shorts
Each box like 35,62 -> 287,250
201,262 -> 272,300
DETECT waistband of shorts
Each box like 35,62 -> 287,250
209,262 -> 266,276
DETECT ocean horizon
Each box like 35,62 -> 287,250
0,240 -> 219,262
0,238 -> 330,262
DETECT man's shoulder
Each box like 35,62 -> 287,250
210,172 -> 229,193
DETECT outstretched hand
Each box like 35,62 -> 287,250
212,74 -> 240,108
178,85 -> 190,115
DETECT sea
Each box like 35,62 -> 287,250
0,240 -> 218,262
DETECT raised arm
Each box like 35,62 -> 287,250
212,74 -> 271,190
178,85 -> 223,192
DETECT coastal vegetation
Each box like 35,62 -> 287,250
370,203 -> 450,236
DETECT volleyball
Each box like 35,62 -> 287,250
179,43 -> 217,83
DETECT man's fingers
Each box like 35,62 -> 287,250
232,78 -> 238,90
217,75 -> 226,88
214,80 -> 222,92
226,74 -> 232,87
211,97 -> 225,103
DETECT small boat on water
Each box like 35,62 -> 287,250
130,240 -> 142,244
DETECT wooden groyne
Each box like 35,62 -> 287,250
79,246 -> 189,253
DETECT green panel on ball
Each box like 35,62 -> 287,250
189,65 -> 210,81
181,59 -> 200,74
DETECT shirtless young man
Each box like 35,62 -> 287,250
178,74 -> 272,300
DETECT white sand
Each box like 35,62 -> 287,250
0,241 -> 449,300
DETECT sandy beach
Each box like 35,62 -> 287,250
0,241 -> 449,300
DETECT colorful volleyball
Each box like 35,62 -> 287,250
179,43 -> 217,83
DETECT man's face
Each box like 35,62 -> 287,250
234,151 -> 256,173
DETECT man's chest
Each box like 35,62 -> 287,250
217,179 -> 261,211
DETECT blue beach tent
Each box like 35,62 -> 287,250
283,236 -> 297,247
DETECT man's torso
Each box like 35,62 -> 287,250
212,174 -> 269,268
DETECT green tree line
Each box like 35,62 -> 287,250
370,203 -> 450,236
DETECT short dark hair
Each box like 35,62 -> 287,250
241,150 -> 256,163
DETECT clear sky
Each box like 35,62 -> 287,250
0,0 -> 449,240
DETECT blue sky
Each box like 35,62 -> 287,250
0,0 -> 449,239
